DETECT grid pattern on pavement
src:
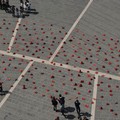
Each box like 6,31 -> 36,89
95,76 -> 120,120
0,62 -> 94,120
0,54 -> 28,101
53,0 -> 120,75
0,0 -> 120,120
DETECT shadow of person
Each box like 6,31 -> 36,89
29,8 -> 36,11
0,91 -> 10,96
66,114 -> 76,119
26,11 -> 39,15
65,107 -> 75,113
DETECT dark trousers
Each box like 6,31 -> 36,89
61,105 -> 67,118
53,105 -> 57,111
0,4 -> 3,9
0,86 -> 3,92
76,107 -> 80,114
0,3 -> 1,9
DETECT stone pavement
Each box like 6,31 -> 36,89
0,54 -> 28,102
10,0 -> 89,60
0,0 -> 120,120
54,0 -> 120,76
0,62 -> 94,120
95,76 -> 120,120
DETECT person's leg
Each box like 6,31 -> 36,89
0,2 -> 1,9
53,105 -> 57,111
78,107 -> 80,113
76,108 -> 79,114
53,105 -> 55,111
1,3 -> 3,9
0,86 -> 3,92
61,110 -> 65,117
61,106 -> 67,118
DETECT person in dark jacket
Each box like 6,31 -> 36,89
6,0 -> 9,7
58,94 -> 65,108
16,8 -> 19,17
0,82 -> 3,93
0,0 -> 2,9
75,98 -> 81,119
11,5 -> 15,17
20,6 -> 24,17
2,0 -> 5,10
51,96 -> 58,111
58,94 -> 67,118
74,98 -> 81,114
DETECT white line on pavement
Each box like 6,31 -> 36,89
0,50 -> 119,81
90,74 -> 99,120
0,61 -> 34,108
7,18 -> 22,52
49,0 -> 94,62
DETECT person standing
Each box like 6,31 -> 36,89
61,104 -> 67,118
0,0 -> 2,9
2,0 -> 5,10
0,82 -> 3,93
20,0 -> 24,9
4,0 -> 10,13
20,6 -> 24,17
16,8 -> 19,17
51,96 -> 58,112
74,98 -> 81,119
58,94 -> 66,118
6,0 -> 9,7
11,5 -> 15,17
26,0 -> 31,10
58,94 -> 65,109
4,1 -> 8,13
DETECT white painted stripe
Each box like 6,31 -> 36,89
49,0 -> 93,62
90,75 -> 99,120
0,61 -> 34,108
0,50 -> 119,81
7,18 -> 22,52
